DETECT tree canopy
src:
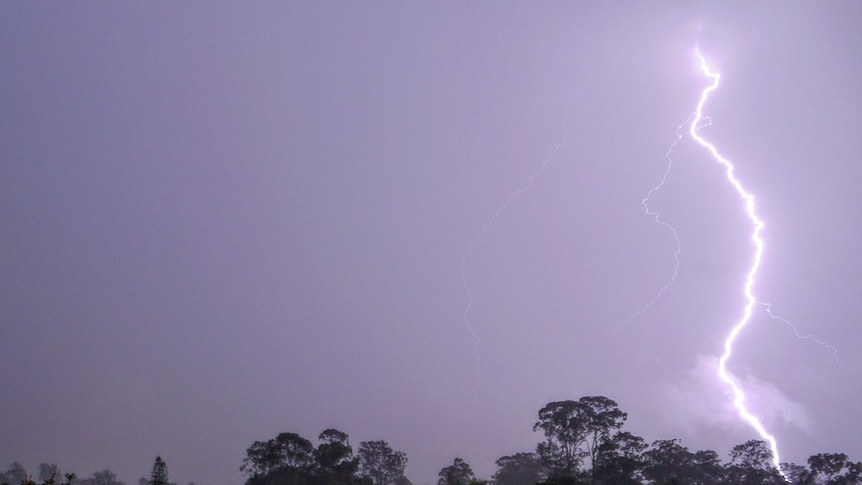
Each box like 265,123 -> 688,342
358,440 -> 409,485
150,458 -> 168,485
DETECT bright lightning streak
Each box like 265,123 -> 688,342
690,50 -> 787,478
461,108 -> 570,373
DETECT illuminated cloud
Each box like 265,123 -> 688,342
661,355 -> 813,436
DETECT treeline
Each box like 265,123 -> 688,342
6,395 -> 861,485
0,457 -> 185,485
242,395 -> 862,485
241,430 -> 409,485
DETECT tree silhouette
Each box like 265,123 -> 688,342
314,429 -> 359,484
358,440 -> 409,485
493,452 -> 545,485
534,396 -> 628,483
150,458 -> 168,485
726,440 -> 784,485
437,458 -> 475,485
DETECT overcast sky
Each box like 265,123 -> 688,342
2,3 -> 861,485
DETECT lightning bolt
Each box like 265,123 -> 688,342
759,302 -> 846,366
690,49 -> 787,478
461,107 -> 571,374
622,114 -> 693,327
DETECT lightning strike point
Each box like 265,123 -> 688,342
691,49 -> 788,480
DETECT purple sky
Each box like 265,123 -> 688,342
2,3 -> 861,485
